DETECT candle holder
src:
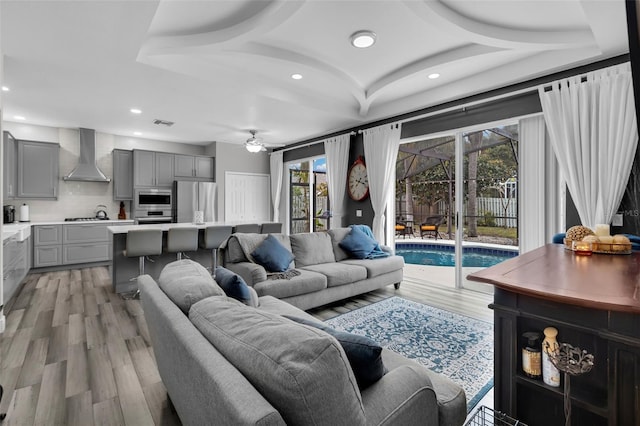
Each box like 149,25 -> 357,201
571,240 -> 592,255
545,342 -> 595,426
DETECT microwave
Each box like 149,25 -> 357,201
134,188 -> 173,219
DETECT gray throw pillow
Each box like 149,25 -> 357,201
158,259 -> 225,314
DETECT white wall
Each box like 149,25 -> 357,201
2,121 -> 210,222
213,142 -> 270,221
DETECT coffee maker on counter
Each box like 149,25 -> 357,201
3,205 -> 15,224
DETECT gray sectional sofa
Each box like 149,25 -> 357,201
222,228 -> 405,310
139,259 -> 467,426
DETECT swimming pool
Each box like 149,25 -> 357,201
395,243 -> 518,268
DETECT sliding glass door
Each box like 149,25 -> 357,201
459,125 -> 519,290
397,121 -> 519,289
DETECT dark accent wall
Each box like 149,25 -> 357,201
345,133 -> 375,227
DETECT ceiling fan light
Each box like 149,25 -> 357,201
246,143 -> 263,153
350,31 -> 376,48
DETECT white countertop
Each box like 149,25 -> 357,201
3,223 -> 31,242
2,219 -> 135,241
108,221 -> 248,234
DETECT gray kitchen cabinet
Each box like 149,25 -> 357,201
33,224 -> 62,268
174,154 -> 195,178
195,156 -> 214,179
155,152 -> 174,186
63,223 -> 110,244
174,154 -> 214,180
63,242 -> 110,265
33,223 -> 121,268
62,223 -> 112,265
113,149 -> 133,200
133,150 -> 174,187
34,225 -> 62,246
3,235 -> 30,303
4,131 -> 16,198
34,245 -> 62,268
17,140 -> 59,199
134,150 -> 155,186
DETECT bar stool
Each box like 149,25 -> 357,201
234,223 -> 260,233
200,225 -> 233,276
166,227 -> 199,260
124,229 -> 163,276
260,223 -> 282,234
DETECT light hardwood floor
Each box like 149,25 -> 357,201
0,265 -> 493,425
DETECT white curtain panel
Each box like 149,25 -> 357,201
363,123 -> 401,243
519,115 -> 547,253
323,133 -> 351,228
269,150 -> 284,222
538,63 -> 639,228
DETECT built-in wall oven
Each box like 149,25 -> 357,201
134,188 -> 173,224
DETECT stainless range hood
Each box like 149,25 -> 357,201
63,128 -> 111,182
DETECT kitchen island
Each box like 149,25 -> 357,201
108,221 -> 276,294
467,244 -> 640,425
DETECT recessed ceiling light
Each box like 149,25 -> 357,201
428,73 -> 440,79
291,74 -> 303,80
134,131 -> 142,136
13,115 -> 25,120
350,31 -> 376,48
130,108 -> 142,114
2,86 -> 9,92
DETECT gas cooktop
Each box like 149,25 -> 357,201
64,217 -> 110,222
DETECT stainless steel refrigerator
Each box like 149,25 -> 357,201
173,181 -> 217,223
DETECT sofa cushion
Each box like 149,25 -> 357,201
290,232 -> 335,267
253,269 -> 327,299
189,297 -> 367,426
214,266 -> 258,307
284,316 -> 387,389
300,263 -> 367,288
341,256 -> 405,278
339,226 -> 378,259
158,259 -> 225,314
251,235 -> 295,273
328,228 -> 352,261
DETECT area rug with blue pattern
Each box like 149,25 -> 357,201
325,296 -> 493,411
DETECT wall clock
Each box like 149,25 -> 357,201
347,156 -> 369,201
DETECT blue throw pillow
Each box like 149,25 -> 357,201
251,234 -> 294,272
283,315 -> 387,389
339,226 -> 377,259
214,266 -> 253,305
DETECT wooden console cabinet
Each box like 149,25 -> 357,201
469,244 -> 640,426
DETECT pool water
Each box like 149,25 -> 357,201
396,245 -> 518,268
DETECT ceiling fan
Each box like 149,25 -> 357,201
245,130 -> 266,153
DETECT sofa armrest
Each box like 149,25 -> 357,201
361,365 -> 439,426
225,262 -> 267,286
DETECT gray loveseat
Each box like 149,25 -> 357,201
222,228 -> 404,310
139,259 -> 467,426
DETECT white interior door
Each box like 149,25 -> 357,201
225,171 -> 270,222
